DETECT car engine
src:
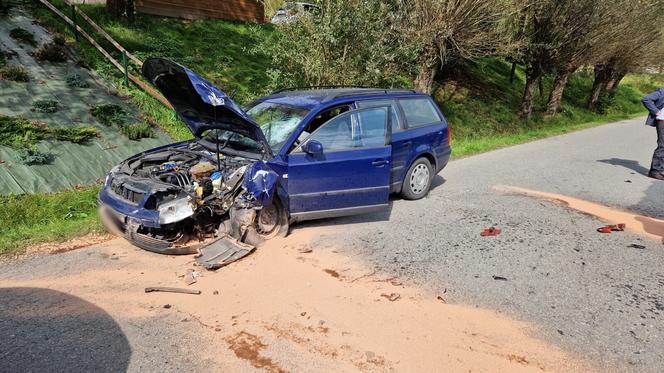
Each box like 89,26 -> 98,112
105,141 -> 261,248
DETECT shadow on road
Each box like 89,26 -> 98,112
597,158 -> 650,176
0,287 -> 131,373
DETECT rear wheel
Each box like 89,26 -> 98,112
401,157 -> 433,200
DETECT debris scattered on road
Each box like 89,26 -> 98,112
625,180 -> 632,183
628,244 -> 647,249
324,269 -> 340,278
145,287 -> 202,295
297,245 -> 313,254
437,295 -> 446,303
213,290 -> 219,295
300,311 -> 307,316
183,269 -> 200,285
195,236 -> 255,270
597,224 -> 626,233
480,227 -> 502,237
390,279 -> 403,287
381,293 -> 401,301
492,275 -> 508,281
557,329 -> 564,335
163,304 -> 172,309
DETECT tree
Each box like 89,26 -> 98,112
516,1 -> 602,119
401,0 -> 518,94
257,0 -> 409,90
587,2 -> 664,109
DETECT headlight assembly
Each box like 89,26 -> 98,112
158,197 -> 194,225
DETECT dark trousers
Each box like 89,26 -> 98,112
652,122 -> 664,173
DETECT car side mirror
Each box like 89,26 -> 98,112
302,139 -> 323,156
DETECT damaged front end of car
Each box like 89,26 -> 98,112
98,58 -> 283,259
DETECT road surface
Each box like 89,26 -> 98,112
1,117 -> 663,372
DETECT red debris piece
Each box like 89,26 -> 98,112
480,227 -> 502,237
597,224 -> 626,233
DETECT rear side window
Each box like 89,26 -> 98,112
399,98 -> 441,128
356,99 -> 402,132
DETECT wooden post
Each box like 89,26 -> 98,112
122,50 -> 129,86
70,4 -> 79,42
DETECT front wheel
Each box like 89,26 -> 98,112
401,157 -> 433,200
244,198 -> 289,246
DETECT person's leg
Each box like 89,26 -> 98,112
650,122 -> 664,177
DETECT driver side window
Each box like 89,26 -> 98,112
304,107 -> 388,152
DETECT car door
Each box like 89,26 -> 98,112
287,106 -> 392,221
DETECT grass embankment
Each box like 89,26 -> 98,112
0,186 -> 103,254
3,1 -> 661,255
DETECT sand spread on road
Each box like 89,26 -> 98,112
496,185 -> 664,242
0,227 -> 590,372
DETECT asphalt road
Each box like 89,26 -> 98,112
1,117 -> 663,372
302,116 -> 664,372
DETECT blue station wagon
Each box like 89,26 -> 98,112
98,58 -> 451,256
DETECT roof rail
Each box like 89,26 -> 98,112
270,85 -> 371,94
328,89 -> 418,100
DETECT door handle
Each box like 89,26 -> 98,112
402,141 -> 412,147
372,159 -> 390,167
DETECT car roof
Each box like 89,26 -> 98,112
258,87 -> 423,110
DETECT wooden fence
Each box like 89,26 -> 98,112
135,0 -> 265,23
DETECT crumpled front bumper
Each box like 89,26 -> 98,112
98,203 -> 200,255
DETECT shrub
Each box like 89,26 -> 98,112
65,72 -> 89,88
53,34 -> 66,46
9,27 -> 36,47
90,104 -> 130,127
0,115 -> 98,150
0,64 -> 29,82
122,122 -> 154,140
34,42 -> 67,63
0,0 -> 11,16
16,146 -> 54,165
33,99 -> 59,113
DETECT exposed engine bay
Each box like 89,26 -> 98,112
101,140 -> 282,255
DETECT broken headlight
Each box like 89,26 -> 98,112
158,197 -> 194,225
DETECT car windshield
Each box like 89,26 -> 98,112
245,101 -> 310,152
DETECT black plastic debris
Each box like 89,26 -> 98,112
195,235 -> 255,270
492,275 -> 508,281
628,244 -> 647,249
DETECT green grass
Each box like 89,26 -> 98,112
9,27 -> 36,46
0,186 -> 103,254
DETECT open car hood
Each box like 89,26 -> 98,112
142,57 -> 271,156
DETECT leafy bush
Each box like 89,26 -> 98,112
65,72 -> 89,88
34,42 -> 67,63
16,146 -> 54,165
0,64 -> 29,82
122,122 -> 154,140
33,99 -> 59,113
9,27 -> 36,47
90,104 -> 153,140
0,115 -> 98,150
90,104 -> 130,127
53,34 -> 66,45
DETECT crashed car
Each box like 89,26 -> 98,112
98,57 -> 451,258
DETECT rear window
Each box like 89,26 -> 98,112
399,98 -> 441,128
356,99 -> 402,132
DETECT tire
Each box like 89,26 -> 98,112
242,197 -> 289,246
401,157 -> 433,200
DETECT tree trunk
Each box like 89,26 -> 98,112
588,65 -> 610,110
509,62 -> 517,84
520,67 -> 538,120
546,69 -> 572,116
414,46 -> 439,95
606,72 -> 626,97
